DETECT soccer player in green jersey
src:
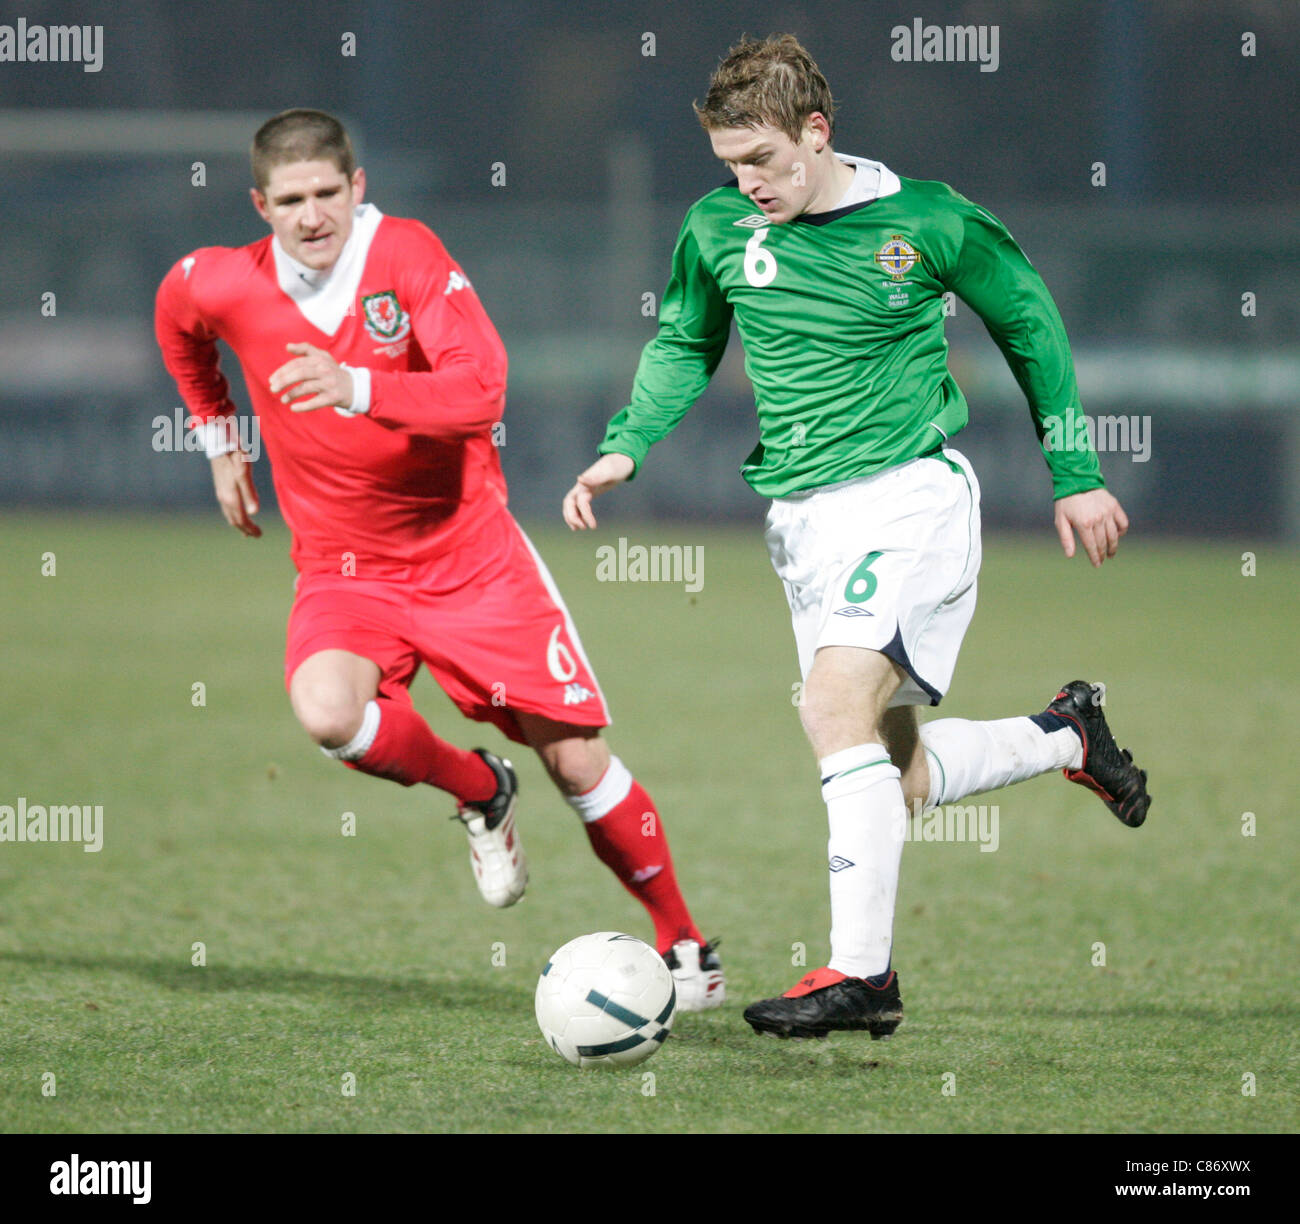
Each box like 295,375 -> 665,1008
562,35 -> 1150,1038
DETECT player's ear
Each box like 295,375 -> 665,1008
806,113 -> 830,151
350,166 -> 366,204
250,187 -> 271,223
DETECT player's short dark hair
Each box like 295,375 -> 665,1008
251,108 -> 356,191
694,34 -> 836,143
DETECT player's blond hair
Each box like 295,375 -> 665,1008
693,34 -> 837,143
251,108 -> 356,191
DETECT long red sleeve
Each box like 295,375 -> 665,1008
154,251 -> 238,425
365,224 -> 507,439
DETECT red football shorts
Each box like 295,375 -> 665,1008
284,509 -> 611,744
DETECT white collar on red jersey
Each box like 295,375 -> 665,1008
272,203 -> 384,337
829,155 -> 902,210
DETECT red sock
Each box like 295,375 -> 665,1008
341,698 -> 496,803
571,759 -> 704,954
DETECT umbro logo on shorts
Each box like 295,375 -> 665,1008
834,606 -> 875,617
829,856 -> 855,872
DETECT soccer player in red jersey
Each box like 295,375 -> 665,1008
154,109 -> 722,1008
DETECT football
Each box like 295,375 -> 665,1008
534,932 -> 677,1068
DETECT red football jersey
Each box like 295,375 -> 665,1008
155,206 -> 509,573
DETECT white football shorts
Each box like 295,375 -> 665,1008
764,447 -> 982,707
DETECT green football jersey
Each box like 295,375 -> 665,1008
599,160 -> 1103,499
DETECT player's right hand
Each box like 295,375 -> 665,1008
211,450 -> 262,538
562,452 -> 636,530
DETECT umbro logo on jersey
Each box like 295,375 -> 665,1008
733,214 -> 768,228
360,290 -> 411,343
834,606 -> 875,618
828,856 -> 855,872
563,682 -> 595,705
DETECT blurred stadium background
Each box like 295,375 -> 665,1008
1,0 -> 1296,538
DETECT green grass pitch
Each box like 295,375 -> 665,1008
1,512 -> 1296,1133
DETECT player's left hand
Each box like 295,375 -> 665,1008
269,343 -> 354,413
1054,488 -> 1129,567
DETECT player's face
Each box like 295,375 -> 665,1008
251,159 -> 366,271
710,120 -> 825,224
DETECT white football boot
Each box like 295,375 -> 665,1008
453,749 -> 527,908
664,938 -> 725,1011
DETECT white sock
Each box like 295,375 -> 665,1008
319,699 -> 380,761
820,743 -> 907,980
920,716 -> 1082,810
564,756 -> 633,823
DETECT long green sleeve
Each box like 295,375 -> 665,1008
598,209 -> 733,474
937,196 -> 1103,499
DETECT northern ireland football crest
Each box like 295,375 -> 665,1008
874,235 -> 921,281
360,290 -> 411,342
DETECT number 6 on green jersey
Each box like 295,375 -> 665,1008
743,227 -> 778,287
